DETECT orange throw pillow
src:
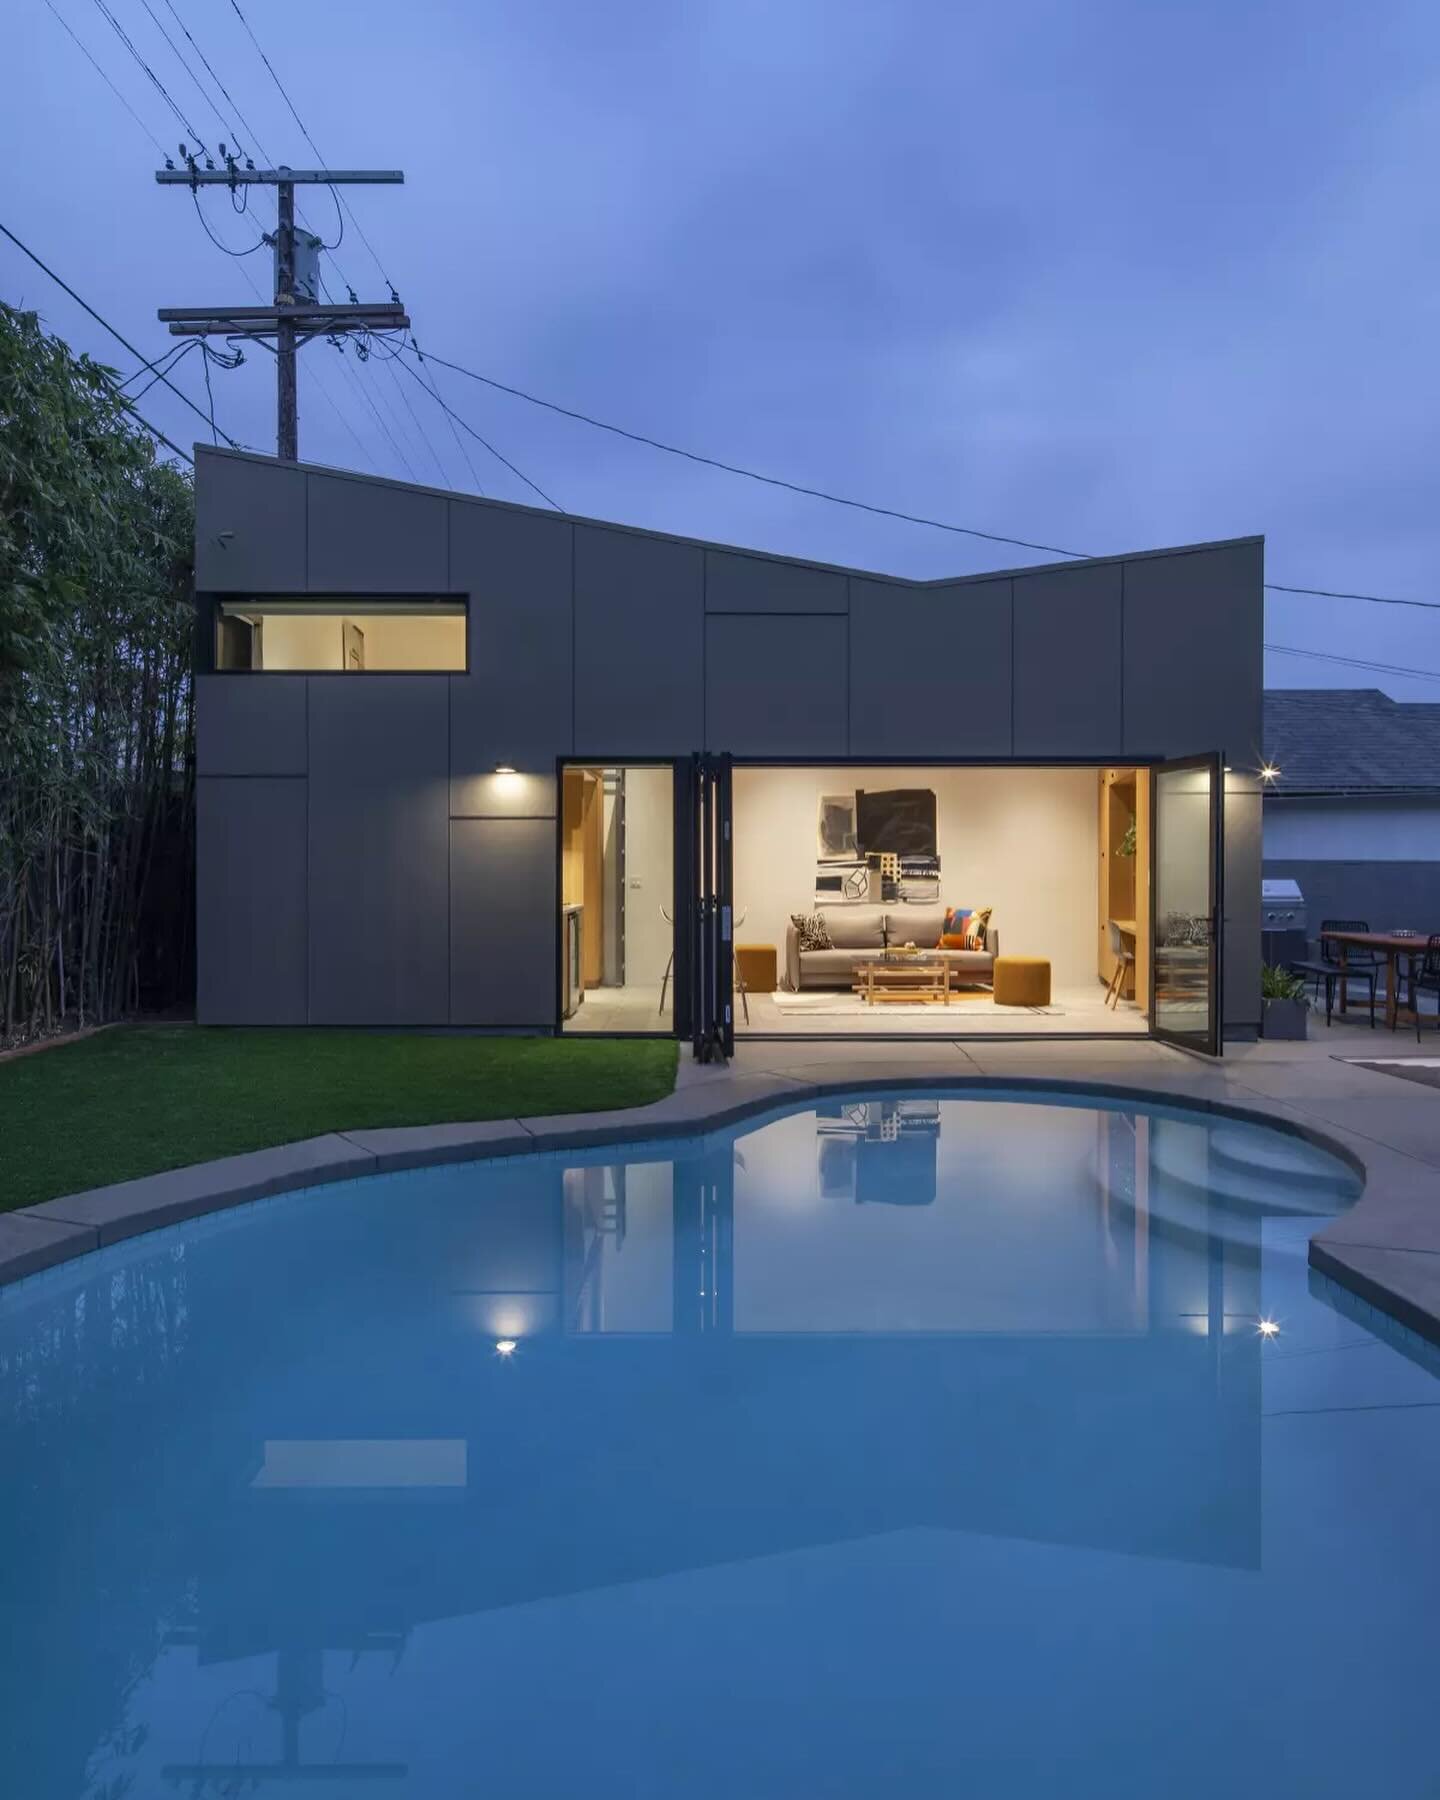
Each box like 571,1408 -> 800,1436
939,933 -> 969,949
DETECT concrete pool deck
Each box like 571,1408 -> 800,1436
3,1025 -> 1438,1343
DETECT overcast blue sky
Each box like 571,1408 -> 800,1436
7,0 -> 1440,697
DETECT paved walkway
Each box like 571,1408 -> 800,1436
3,1023 -> 1437,1342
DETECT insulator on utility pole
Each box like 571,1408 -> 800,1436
154,165 -> 408,462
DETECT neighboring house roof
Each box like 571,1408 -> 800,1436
1264,688 -> 1440,797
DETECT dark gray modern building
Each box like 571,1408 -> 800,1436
193,446 -> 1265,1051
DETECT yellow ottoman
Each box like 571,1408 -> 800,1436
993,955 -> 1051,1007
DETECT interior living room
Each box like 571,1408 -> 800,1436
729,763 -> 1152,1036
557,760 -> 1159,1038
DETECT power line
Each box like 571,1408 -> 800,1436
135,0 -> 235,149
409,345 -> 1440,612
190,186 -> 264,255
111,391 -> 194,463
42,0 -> 168,155
411,337 -> 485,495
38,5 -> 384,475
1266,644 -> 1440,686
377,353 -> 449,487
89,0 -> 206,150
157,0 -> 265,157
225,0 -> 387,284
393,352 -> 562,510
401,346 -> 1085,558
1264,581 -> 1440,614
128,338 -> 198,399
0,216 -> 244,446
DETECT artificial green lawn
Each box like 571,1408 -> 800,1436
0,1026 -> 679,1212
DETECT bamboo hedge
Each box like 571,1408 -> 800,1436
1,303 -> 196,1045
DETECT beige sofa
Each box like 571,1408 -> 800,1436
784,905 -> 998,991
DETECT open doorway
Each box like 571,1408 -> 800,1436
559,764 -> 675,1033
730,763 -> 1154,1037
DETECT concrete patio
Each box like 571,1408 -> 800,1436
3,1018 -> 1438,1346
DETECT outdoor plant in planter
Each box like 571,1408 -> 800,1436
1261,965 -> 1309,1040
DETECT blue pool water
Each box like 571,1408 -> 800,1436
3,1089 -> 1439,1798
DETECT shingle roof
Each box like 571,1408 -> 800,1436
1264,689 -> 1440,796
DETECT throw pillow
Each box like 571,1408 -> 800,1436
939,933 -> 969,950
942,906 -> 972,937
790,910 -> 833,951
962,907 -> 993,951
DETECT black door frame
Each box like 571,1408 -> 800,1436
690,753 -> 735,1062
554,756 -> 687,1040
1149,752 -> 1225,1058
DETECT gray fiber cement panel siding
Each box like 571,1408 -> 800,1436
195,675 -> 308,776
573,525 -> 704,756
197,777 -> 308,1023
306,472 -> 449,593
449,502 -> 572,804
195,455 -> 306,592
307,679 -> 451,1024
1012,563 -> 1123,756
1123,541 -> 1263,759
705,614 -> 849,756
705,550 -> 846,614
451,819 -> 558,1025
849,579 -> 1013,757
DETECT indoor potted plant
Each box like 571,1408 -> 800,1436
1261,964 -> 1309,1040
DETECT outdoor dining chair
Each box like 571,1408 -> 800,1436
1289,918 -> 1377,1028
1406,934 -> 1440,1043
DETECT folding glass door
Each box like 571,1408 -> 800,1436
1150,755 -> 1223,1055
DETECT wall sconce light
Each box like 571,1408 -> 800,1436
494,763 -> 517,775
1256,1317 -> 1279,1338
495,1338 -> 517,1357
1260,763 -> 1280,782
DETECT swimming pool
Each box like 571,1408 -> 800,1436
2,1088 -> 1438,1798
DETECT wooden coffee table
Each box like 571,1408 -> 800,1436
853,958 -> 952,1004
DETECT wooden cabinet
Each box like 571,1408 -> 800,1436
1097,768 -> 1151,1009
561,768 -> 604,988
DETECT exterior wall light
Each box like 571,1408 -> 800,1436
495,1338 -> 518,1357
1256,1318 -> 1280,1338
494,764 -> 517,775
1260,763 -> 1280,782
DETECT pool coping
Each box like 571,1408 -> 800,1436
3,1068 -> 1434,1344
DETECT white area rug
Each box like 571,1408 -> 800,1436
771,989 -> 1065,1019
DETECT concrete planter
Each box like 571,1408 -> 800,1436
1261,996 -> 1309,1041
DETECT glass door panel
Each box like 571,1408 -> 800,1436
1151,755 -> 1222,1054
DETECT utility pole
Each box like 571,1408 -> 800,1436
155,153 -> 409,460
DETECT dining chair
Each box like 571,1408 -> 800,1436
657,904 -> 749,1024
658,904 -> 674,1015
1104,921 -> 1135,1009
1289,918 -> 1376,1028
1406,934 -> 1440,1043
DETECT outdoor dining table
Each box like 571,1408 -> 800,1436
1320,929 -> 1428,1031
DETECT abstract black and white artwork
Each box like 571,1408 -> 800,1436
816,793 -> 859,860
813,787 -> 941,904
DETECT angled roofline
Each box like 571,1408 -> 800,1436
194,444 -> 1264,591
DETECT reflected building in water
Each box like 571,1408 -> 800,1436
0,1097 -> 1357,1796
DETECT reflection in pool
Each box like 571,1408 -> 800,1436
2,1090 -> 1438,1799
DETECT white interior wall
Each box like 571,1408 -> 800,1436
255,612 -> 465,671
257,613 -> 340,670
733,765 -> 1100,987
620,766 -> 674,987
